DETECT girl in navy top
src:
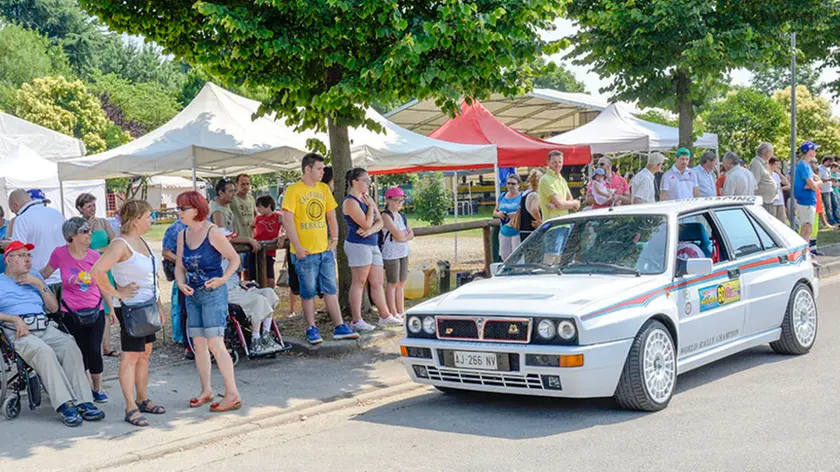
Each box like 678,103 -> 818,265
342,168 -> 402,332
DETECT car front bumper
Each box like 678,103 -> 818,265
399,337 -> 633,399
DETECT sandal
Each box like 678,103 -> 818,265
124,409 -> 149,427
189,393 -> 214,408
136,399 -> 166,415
209,397 -> 242,413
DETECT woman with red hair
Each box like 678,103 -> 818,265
174,191 -> 243,412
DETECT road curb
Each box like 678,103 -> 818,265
285,328 -> 402,357
815,259 -> 840,279
76,380 -> 423,472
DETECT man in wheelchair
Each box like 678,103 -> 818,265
222,258 -> 284,356
0,241 -> 104,426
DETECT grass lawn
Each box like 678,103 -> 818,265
146,223 -> 169,243
817,227 -> 840,246
406,207 -> 494,238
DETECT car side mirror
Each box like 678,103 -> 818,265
490,262 -> 502,277
685,258 -> 713,276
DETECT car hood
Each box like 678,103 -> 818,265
410,274 -> 663,318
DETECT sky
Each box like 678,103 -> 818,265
543,18 -> 840,115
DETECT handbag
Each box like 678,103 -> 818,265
121,237 -> 162,338
508,208 -> 522,231
61,298 -> 102,327
162,259 -> 176,282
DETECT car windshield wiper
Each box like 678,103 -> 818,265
499,263 -> 563,276
561,262 -> 641,277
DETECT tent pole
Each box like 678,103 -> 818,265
453,171 -> 458,266
493,162 -> 501,202
192,155 -> 197,190
59,179 -> 66,217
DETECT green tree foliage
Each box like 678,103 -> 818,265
80,0 -> 565,306
412,173 -> 450,226
773,85 -> 840,157
751,63 -> 825,97
533,60 -> 586,93
564,1 -> 826,150
635,110 -> 678,128
87,73 -> 181,132
703,88 -> 786,160
16,75 -> 130,153
377,172 -> 418,189
0,22 -> 72,110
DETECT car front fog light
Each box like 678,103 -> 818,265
557,320 -> 577,340
408,316 -> 422,334
422,316 -> 436,335
537,319 -> 556,339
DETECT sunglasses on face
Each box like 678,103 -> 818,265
77,228 -> 91,235
506,181 -> 519,186
177,206 -> 194,212
389,197 -> 406,203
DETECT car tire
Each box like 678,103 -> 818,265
614,319 -> 676,412
770,282 -> 818,355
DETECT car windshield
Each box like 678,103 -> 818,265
498,215 -> 669,276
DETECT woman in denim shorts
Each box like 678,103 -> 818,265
175,190 -> 242,413
342,168 -> 402,332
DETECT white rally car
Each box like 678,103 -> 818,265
400,197 -> 818,411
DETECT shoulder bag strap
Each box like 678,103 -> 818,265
138,236 -> 157,299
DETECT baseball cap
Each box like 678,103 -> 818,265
676,147 -> 692,158
800,141 -> 819,154
592,168 -> 606,176
27,189 -> 51,204
647,152 -> 668,166
385,187 -> 406,199
3,240 -> 34,260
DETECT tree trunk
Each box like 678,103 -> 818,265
675,71 -> 694,151
327,118 -> 353,313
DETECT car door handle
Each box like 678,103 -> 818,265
728,268 -> 740,279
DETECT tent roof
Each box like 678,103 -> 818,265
142,176 -> 207,189
547,104 -> 718,153
427,100 -> 591,167
0,138 -> 92,189
386,89 -> 635,137
0,112 -> 86,160
58,83 -> 496,180
57,83 -> 315,181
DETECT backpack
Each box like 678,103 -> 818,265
378,209 -> 408,249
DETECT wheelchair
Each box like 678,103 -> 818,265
187,304 -> 292,367
0,327 -> 44,420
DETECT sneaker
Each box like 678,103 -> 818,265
185,346 -> 195,360
378,315 -> 403,327
306,326 -> 323,345
92,389 -> 108,404
351,319 -> 376,332
250,337 -> 268,355
264,335 -> 283,352
57,402 -> 83,427
76,402 -> 105,421
333,323 -> 361,340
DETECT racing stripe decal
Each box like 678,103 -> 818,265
580,245 -> 808,321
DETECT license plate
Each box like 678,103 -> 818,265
453,351 -> 498,370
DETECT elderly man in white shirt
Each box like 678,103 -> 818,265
721,152 -> 758,197
750,142 -> 780,213
631,152 -> 667,204
692,151 -> 718,197
7,189 -> 66,286
660,147 -> 701,201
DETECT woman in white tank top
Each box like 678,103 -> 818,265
92,201 -> 165,428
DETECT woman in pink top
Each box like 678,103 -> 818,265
41,217 -> 109,403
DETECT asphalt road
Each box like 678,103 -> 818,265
112,277 -> 840,472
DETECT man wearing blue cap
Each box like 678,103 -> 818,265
7,189 -> 66,286
793,141 -> 823,242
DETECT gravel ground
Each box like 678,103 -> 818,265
99,234 -> 486,375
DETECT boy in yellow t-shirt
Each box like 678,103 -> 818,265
281,153 -> 359,345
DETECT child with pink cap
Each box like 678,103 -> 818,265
380,187 -> 414,317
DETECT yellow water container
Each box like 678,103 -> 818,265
404,269 -> 425,299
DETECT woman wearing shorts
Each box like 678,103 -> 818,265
380,187 -> 414,317
92,201 -> 166,427
175,190 -> 242,413
342,168 -> 402,332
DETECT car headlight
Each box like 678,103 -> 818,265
407,316 -> 422,334
557,320 -> 577,340
422,316 -> 436,335
537,319 -> 556,339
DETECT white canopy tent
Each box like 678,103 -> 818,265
547,103 -> 719,154
0,138 -> 105,217
0,112 -> 87,160
131,176 -> 207,211
57,83 -> 497,181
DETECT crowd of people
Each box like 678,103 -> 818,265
493,141 -> 831,260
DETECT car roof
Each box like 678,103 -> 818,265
551,196 -> 764,221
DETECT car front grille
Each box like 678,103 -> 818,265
435,316 -> 531,343
426,366 -> 544,390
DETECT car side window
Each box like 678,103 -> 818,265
747,214 -> 779,251
714,208 -> 764,258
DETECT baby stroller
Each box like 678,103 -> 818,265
186,304 -> 291,367
0,327 -> 44,420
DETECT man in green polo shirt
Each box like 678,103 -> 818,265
539,150 -> 580,220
